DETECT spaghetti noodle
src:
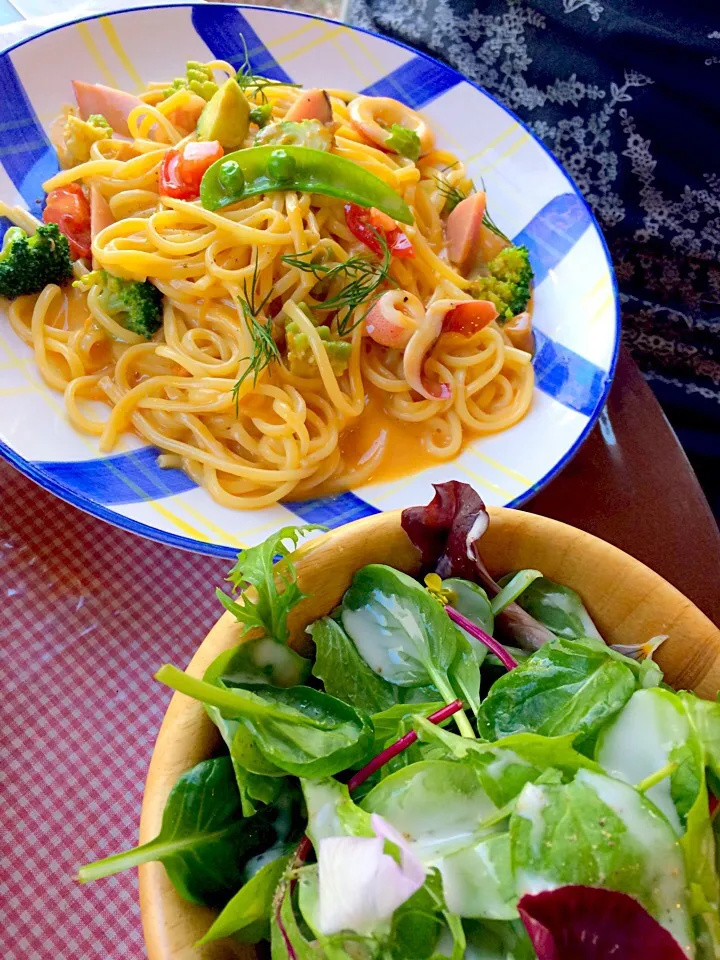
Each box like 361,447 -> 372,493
2,61 -> 534,509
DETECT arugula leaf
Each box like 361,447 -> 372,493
157,665 -> 374,779
477,636 -> 636,746
341,564 -> 475,737
499,573 -> 601,641
217,524 -> 325,644
509,770 -> 694,951
199,852 -> 291,944
77,757 -> 275,906
385,124 -> 421,161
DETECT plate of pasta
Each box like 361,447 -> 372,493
0,2 -> 619,556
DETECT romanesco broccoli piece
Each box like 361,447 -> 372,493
286,321 -> 352,377
469,245 -> 533,321
164,61 -> 218,102
75,270 -> 163,339
0,224 -> 73,300
63,113 -> 112,166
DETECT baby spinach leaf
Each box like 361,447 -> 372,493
302,778 -> 374,848
509,769 -> 694,951
363,760 -> 497,863
206,636 -> 312,690
77,757 -> 275,906
463,919 -> 535,959
478,637 -> 636,746
341,565 -> 460,691
415,719 -> 599,807
499,573 -> 601,641
371,702 -> 446,746
391,882 -> 444,959
443,577 -> 493,658
157,665 -> 374,779
272,882 -> 319,960
340,564 -> 475,737
680,692 -> 720,787
310,616 -> 399,713
203,645 -> 294,816
448,635 -> 481,717
217,523 -> 325,644
439,833 -> 517,921
596,688 -> 702,833
199,852 -> 291,944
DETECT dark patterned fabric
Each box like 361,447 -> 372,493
349,0 -> 720,517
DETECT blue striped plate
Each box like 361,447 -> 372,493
0,2 -> 619,557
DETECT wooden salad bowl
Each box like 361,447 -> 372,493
138,507 -> 720,960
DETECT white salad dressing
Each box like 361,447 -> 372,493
342,597 -> 425,682
439,834 -> 517,919
364,761 -> 497,862
515,782 -> 548,856
576,769 -> 695,958
596,688 -> 689,834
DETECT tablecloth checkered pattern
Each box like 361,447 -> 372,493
1,458 -> 230,959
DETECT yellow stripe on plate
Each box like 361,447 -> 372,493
477,131 -> 531,174
466,448 -> 531,487
0,384 -> 40,396
75,22 -> 118,89
456,462 -> 512,500
0,329 -> 215,543
99,17 -> 144,92
465,123 -> 519,165
276,25 -> 345,65
270,20 -> 318,48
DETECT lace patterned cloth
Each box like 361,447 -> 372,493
349,0 -> 720,517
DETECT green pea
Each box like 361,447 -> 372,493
217,159 -> 245,196
267,149 -> 297,183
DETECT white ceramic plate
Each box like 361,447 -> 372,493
0,2 -> 619,557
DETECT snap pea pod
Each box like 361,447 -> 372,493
199,145 -> 413,224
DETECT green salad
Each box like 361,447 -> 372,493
78,482 -> 720,960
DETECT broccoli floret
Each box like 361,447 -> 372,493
76,269 -> 163,339
63,113 -> 112,165
0,224 -> 73,300
286,321 -> 352,377
469,245 -> 533,321
164,61 -> 218,102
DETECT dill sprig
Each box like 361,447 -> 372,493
235,35 -> 301,103
281,233 -> 393,337
434,175 -> 466,214
233,255 -> 281,410
478,177 -> 510,242
435,173 -> 512,243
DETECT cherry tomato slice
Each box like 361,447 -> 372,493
443,299 -> 498,336
43,183 -> 91,260
344,202 -> 415,259
159,140 -> 224,200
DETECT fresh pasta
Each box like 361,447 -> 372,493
1,59 -> 535,509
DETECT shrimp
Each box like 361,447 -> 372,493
364,290 -> 424,348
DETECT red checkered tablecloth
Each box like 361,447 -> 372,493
1,458 -> 229,960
